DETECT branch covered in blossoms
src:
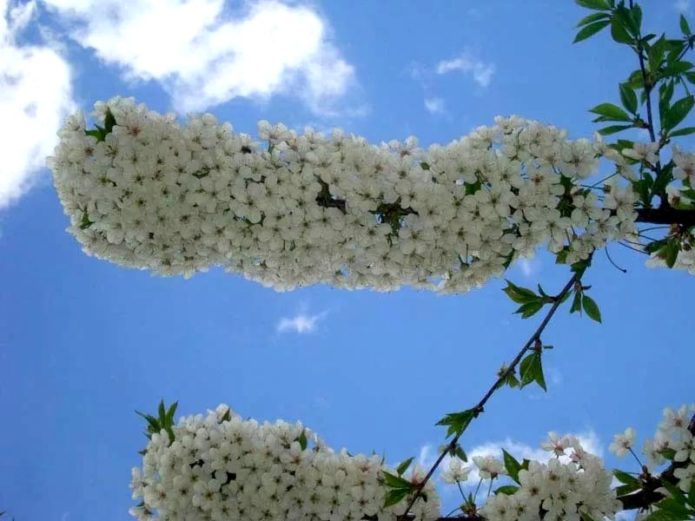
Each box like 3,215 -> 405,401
130,403 -> 695,521
49,97 -> 647,293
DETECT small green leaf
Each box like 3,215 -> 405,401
453,445 -> 468,462
396,457 -> 414,476
382,471 -> 414,490
104,108 -> 117,134
581,294 -> 602,323
576,0 -> 611,10
298,429 -> 308,450
384,488 -> 410,508
574,20 -> 611,43
503,280 -> 539,304
614,469 -> 640,486
516,300 -> 544,318
502,450 -> 522,484
519,352 -> 547,391
619,83 -> 638,114
669,126 -> 695,137
598,124 -> 634,135
681,15 -> 692,36
576,12 -> 610,27
610,15 -> 634,44
664,96 -> 695,133
590,102 -> 632,122
436,408 -> 480,438
570,291 -> 582,314
495,485 -> 519,495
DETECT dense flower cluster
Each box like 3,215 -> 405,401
49,97 -> 638,292
442,434 -> 619,521
638,404 -> 695,492
129,405 -> 439,521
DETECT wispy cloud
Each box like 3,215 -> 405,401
436,51 -> 495,88
43,0 -> 359,116
276,310 -> 327,334
0,0 -> 74,209
515,256 -> 541,279
676,0 -> 691,13
424,97 -> 446,115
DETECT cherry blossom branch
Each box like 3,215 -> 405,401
398,272 -> 583,520
636,207 -> 695,228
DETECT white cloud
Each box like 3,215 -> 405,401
515,256 -> 541,278
43,0 -> 358,115
424,97 -> 445,115
0,0 -> 73,209
676,0 -> 691,13
276,311 -> 326,334
436,51 -> 495,88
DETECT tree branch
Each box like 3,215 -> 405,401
636,207 -> 695,228
397,272 -> 582,520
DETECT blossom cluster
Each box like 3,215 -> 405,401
129,405 -> 440,521
612,404 -> 695,493
444,434 -> 620,521
49,97 -> 638,293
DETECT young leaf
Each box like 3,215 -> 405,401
436,408 -> 480,438
574,20 -> 611,43
298,429 -> 308,450
516,300 -> 544,318
576,0 -> 611,10
502,449 -> 522,483
577,12 -> 610,28
669,126 -> 695,137
590,103 -> 632,122
495,485 -> 519,495
681,14 -> 692,36
619,83 -> 638,114
396,457 -> 414,476
611,15 -> 634,44
383,488 -> 410,507
582,294 -> 602,323
519,352 -> 547,391
664,96 -> 695,133
503,280 -> 539,304
599,124 -> 634,135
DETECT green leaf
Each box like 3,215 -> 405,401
502,450 -> 522,484
614,470 -> 640,486
570,291 -> 582,314
574,20 -> 611,43
165,402 -> 178,425
382,471 -> 414,490
664,96 -> 695,133
453,445 -> 468,462
503,280 -> 539,304
598,124 -> 634,135
79,210 -> 94,230
516,300 -> 544,318
616,482 -> 642,496
581,295 -> 602,323
298,429 -> 308,450
577,12 -> 610,27
104,108 -> 116,134
590,103 -> 632,122
495,485 -> 519,495
576,0 -> 611,10
681,15 -> 692,36
619,83 -> 638,114
158,400 -> 166,422
519,352 -> 547,391
669,126 -> 695,137
610,14 -> 634,44
436,408 -> 480,438
383,488 -> 410,508
396,457 -> 414,476
658,240 -> 680,268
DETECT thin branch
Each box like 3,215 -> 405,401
398,272 -> 582,520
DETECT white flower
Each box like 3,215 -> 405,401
609,427 -> 636,457
441,457 -> 471,484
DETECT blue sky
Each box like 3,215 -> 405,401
1,0 -> 694,519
